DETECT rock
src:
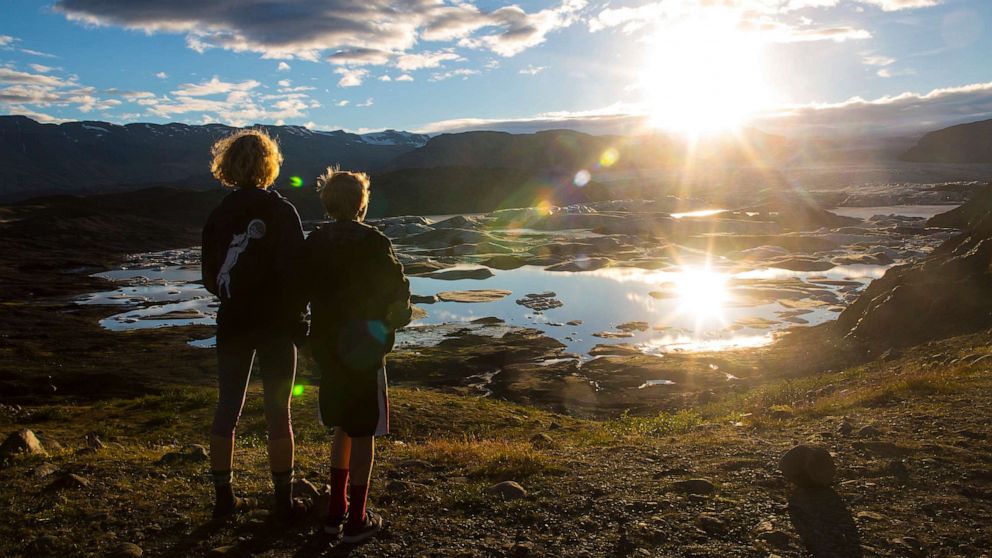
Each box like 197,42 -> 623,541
565,320 -> 583,326
30,463 -> 59,479
853,441 -> 913,458
530,433 -> 555,447
480,255 -> 528,270
0,429 -> 46,457
85,433 -> 105,449
386,480 -> 428,495
670,478 -> 715,495
695,513 -> 727,534
886,459 -> 910,482
295,478 -> 321,500
545,257 -> 611,272
470,316 -> 505,325
436,289 -> 512,303
208,545 -> 239,557
420,267 -> 495,281
111,542 -> 144,558
838,418 -> 855,436
780,444 -> 835,489
768,257 -> 836,272
515,292 -> 564,311
157,444 -> 208,465
616,321 -> 649,332
857,425 -> 883,438
411,294 -> 438,304
856,511 -> 886,522
47,473 -> 90,491
487,480 -> 527,500
591,330 -> 634,339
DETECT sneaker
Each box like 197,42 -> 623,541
212,496 -> 257,520
342,510 -> 383,544
324,513 -> 346,536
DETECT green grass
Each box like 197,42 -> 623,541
604,409 -> 703,437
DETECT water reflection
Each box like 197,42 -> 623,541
77,251 -> 889,357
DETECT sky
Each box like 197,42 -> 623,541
1,0 -> 990,137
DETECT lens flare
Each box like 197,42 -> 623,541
599,148 -> 620,167
573,169 -> 591,187
292,384 -> 305,397
290,176 -> 303,188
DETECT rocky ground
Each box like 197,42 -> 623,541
1,330 -> 991,557
2,182 -> 992,557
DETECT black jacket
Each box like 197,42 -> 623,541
201,188 -> 307,336
306,220 -> 412,369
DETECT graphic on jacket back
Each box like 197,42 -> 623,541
217,218 -> 267,299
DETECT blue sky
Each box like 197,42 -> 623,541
1,0 -> 990,136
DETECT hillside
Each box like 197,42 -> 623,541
0,116 -> 427,199
900,119 -> 992,164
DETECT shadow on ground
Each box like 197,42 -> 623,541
788,487 -> 863,558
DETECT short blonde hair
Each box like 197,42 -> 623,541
317,167 -> 371,221
210,129 -> 283,189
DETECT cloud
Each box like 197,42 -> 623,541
174,76 -> 260,97
29,64 -> 56,73
277,79 -> 291,87
336,99 -> 350,107
395,50 -> 463,71
415,82 -> 992,138
277,61 -> 291,72
586,0 -> 939,43
53,0 -> 585,62
0,35 -> 14,47
378,75 -> 392,82
429,68 -> 480,82
519,65 -> 546,75
0,68 -> 67,87
19,48 -> 58,58
357,97 -> 373,107
327,48 -> 392,66
860,0 -> 941,10
155,71 -> 168,79
863,54 -> 896,67
396,74 -> 414,82
334,67 -> 368,87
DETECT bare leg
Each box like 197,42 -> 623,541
349,436 -> 375,486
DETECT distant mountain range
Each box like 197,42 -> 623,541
0,116 -> 428,198
3,114 -> 990,209
900,119 -> 992,164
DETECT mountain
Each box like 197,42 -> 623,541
387,128 -> 792,172
900,119 -> 992,163
0,116 -> 428,199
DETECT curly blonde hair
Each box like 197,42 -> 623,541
316,167 -> 371,221
210,129 -> 283,189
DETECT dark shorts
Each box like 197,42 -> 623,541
313,343 -> 389,437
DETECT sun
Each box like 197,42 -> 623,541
672,265 -> 730,330
638,17 -> 771,136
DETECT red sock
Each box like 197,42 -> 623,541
346,484 -> 369,528
329,468 -> 349,519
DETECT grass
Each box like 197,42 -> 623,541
396,438 -> 559,480
604,409 -> 703,437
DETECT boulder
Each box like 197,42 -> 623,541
487,480 -> 527,500
670,478 -> 715,495
779,444 -> 835,489
436,289 -> 512,303
0,429 -> 46,458
110,543 -> 144,558
480,255 -> 528,270
420,267 -> 495,281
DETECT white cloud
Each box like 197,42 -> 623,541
860,0 -> 940,10
0,68 -> 67,87
863,54 -> 896,67
334,67 -> 368,87
429,68 -> 480,82
0,35 -> 14,47
327,48 -> 392,66
19,48 -> 58,58
357,97 -> 373,107
395,50 -> 463,72
336,100 -> 350,107
29,64 -> 56,73
396,74 -> 414,82
519,65 -> 546,75
155,71 -> 168,79
174,76 -> 260,97
378,75 -> 392,82
277,61 -> 291,72
278,79 -> 291,87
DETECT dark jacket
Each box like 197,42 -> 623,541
306,220 -> 412,370
201,188 -> 307,337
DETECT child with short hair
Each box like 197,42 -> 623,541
201,129 -> 308,521
305,168 -> 412,543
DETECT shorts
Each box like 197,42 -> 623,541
314,343 -> 390,437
